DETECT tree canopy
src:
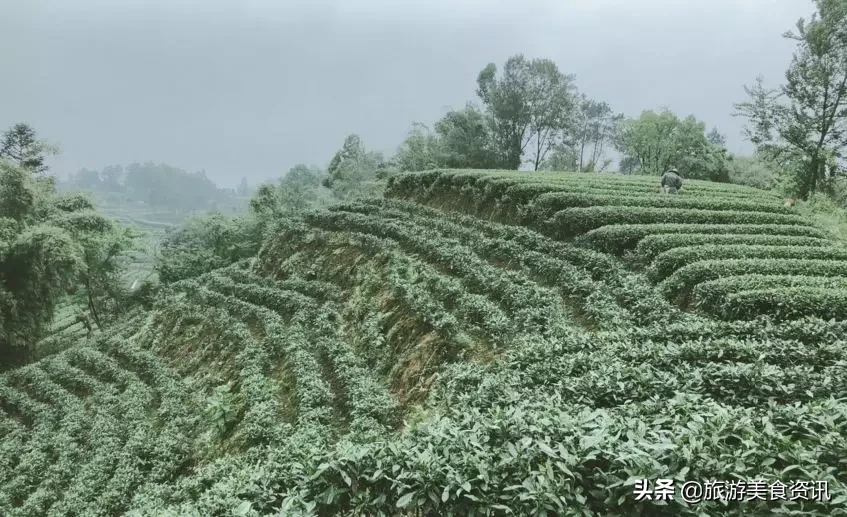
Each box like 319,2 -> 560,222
323,134 -> 386,199
477,55 -> 580,170
735,0 -> 847,199
0,123 -> 57,174
68,162 -> 240,213
0,158 -> 132,369
615,109 -> 730,181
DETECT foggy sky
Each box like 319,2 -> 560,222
2,0 -> 811,187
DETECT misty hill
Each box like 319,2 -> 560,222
62,162 -> 251,218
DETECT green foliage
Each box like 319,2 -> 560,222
394,122 -> 444,172
476,55 -> 578,170
1,226 -> 84,365
0,155 -> 133,368
7,165 -> 847,516
616,109 -> 730,181
528,190 -> 792,223
68,162 -> 240,213
0,163 -> 36,222
547,206 -> 810,239
50,207 -> 136,327
323,134 -> 386,201
547,94 -> 622,172
393,111 -> 518,173
660,258 -> 847,303
726,155 -> 780,190
203,383 -> 243,437
577,223 -> 830,254
434,103 -> 504,170
0,123 -> 57,174
386,169 -> 784,236
720,286 -> 847,321
250,164 -> 326,233
156,213 -> 261,284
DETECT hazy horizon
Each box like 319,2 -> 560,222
3,0 -> 810,188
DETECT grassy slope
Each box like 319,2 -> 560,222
2,171 -> 846,516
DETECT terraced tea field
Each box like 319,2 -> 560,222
1,170 -> 846,516
387,170 -> 847,321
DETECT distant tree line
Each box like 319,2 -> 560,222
68,162 -> 243,213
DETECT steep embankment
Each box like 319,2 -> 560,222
1,171 -> 846,516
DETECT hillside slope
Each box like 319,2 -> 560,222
1,171 -> 846,516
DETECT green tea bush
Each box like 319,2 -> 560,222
7,169 -> 847,517
692,274 -> 847,315
548,206 -> 811,239
720,286 -> 847,321
577,223 -> 831,254
634,233 -> 833,260
660,258 -> 847,303
648,244 -> 847,281
528,191 -> 791,222
385,170 -> 782,221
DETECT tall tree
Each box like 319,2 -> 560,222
0,159 -> 133,369
394,122 -> 444,172
236,177 -> 251,197
707,127 -> 727,147
100,165 -> 124,192
48,193 -> 136,329
735,0 -> 847,198
617,109 -> 730,181
525,59 -> 578,171
71,168 -> 103,190
0,123 -> 57,174
569,95 -> 624,172
326,134 -> 367,183
477,55 -> 577,170
434,104 -> 502,169
477,58 -> 529,170
324,134 -> 384,200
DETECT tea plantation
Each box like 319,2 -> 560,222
1,170 -> 846,516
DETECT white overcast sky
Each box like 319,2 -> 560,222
1,0 -> 811,186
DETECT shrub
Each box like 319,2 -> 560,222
576,223 -> 832,254
660,258 -> 847,304
727,156 -> 779,191
692,274 -> 847,315
719,287 -> 847,321
386,169 -> 781,205
648,245 -> 847,281
156,213 -> 261,284
547,206 -> 811,239
634,233 -> 833,261
528,191 -> 791,222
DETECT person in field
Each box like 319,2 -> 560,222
660,167 -> 683,194
75,310 -> 93,336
